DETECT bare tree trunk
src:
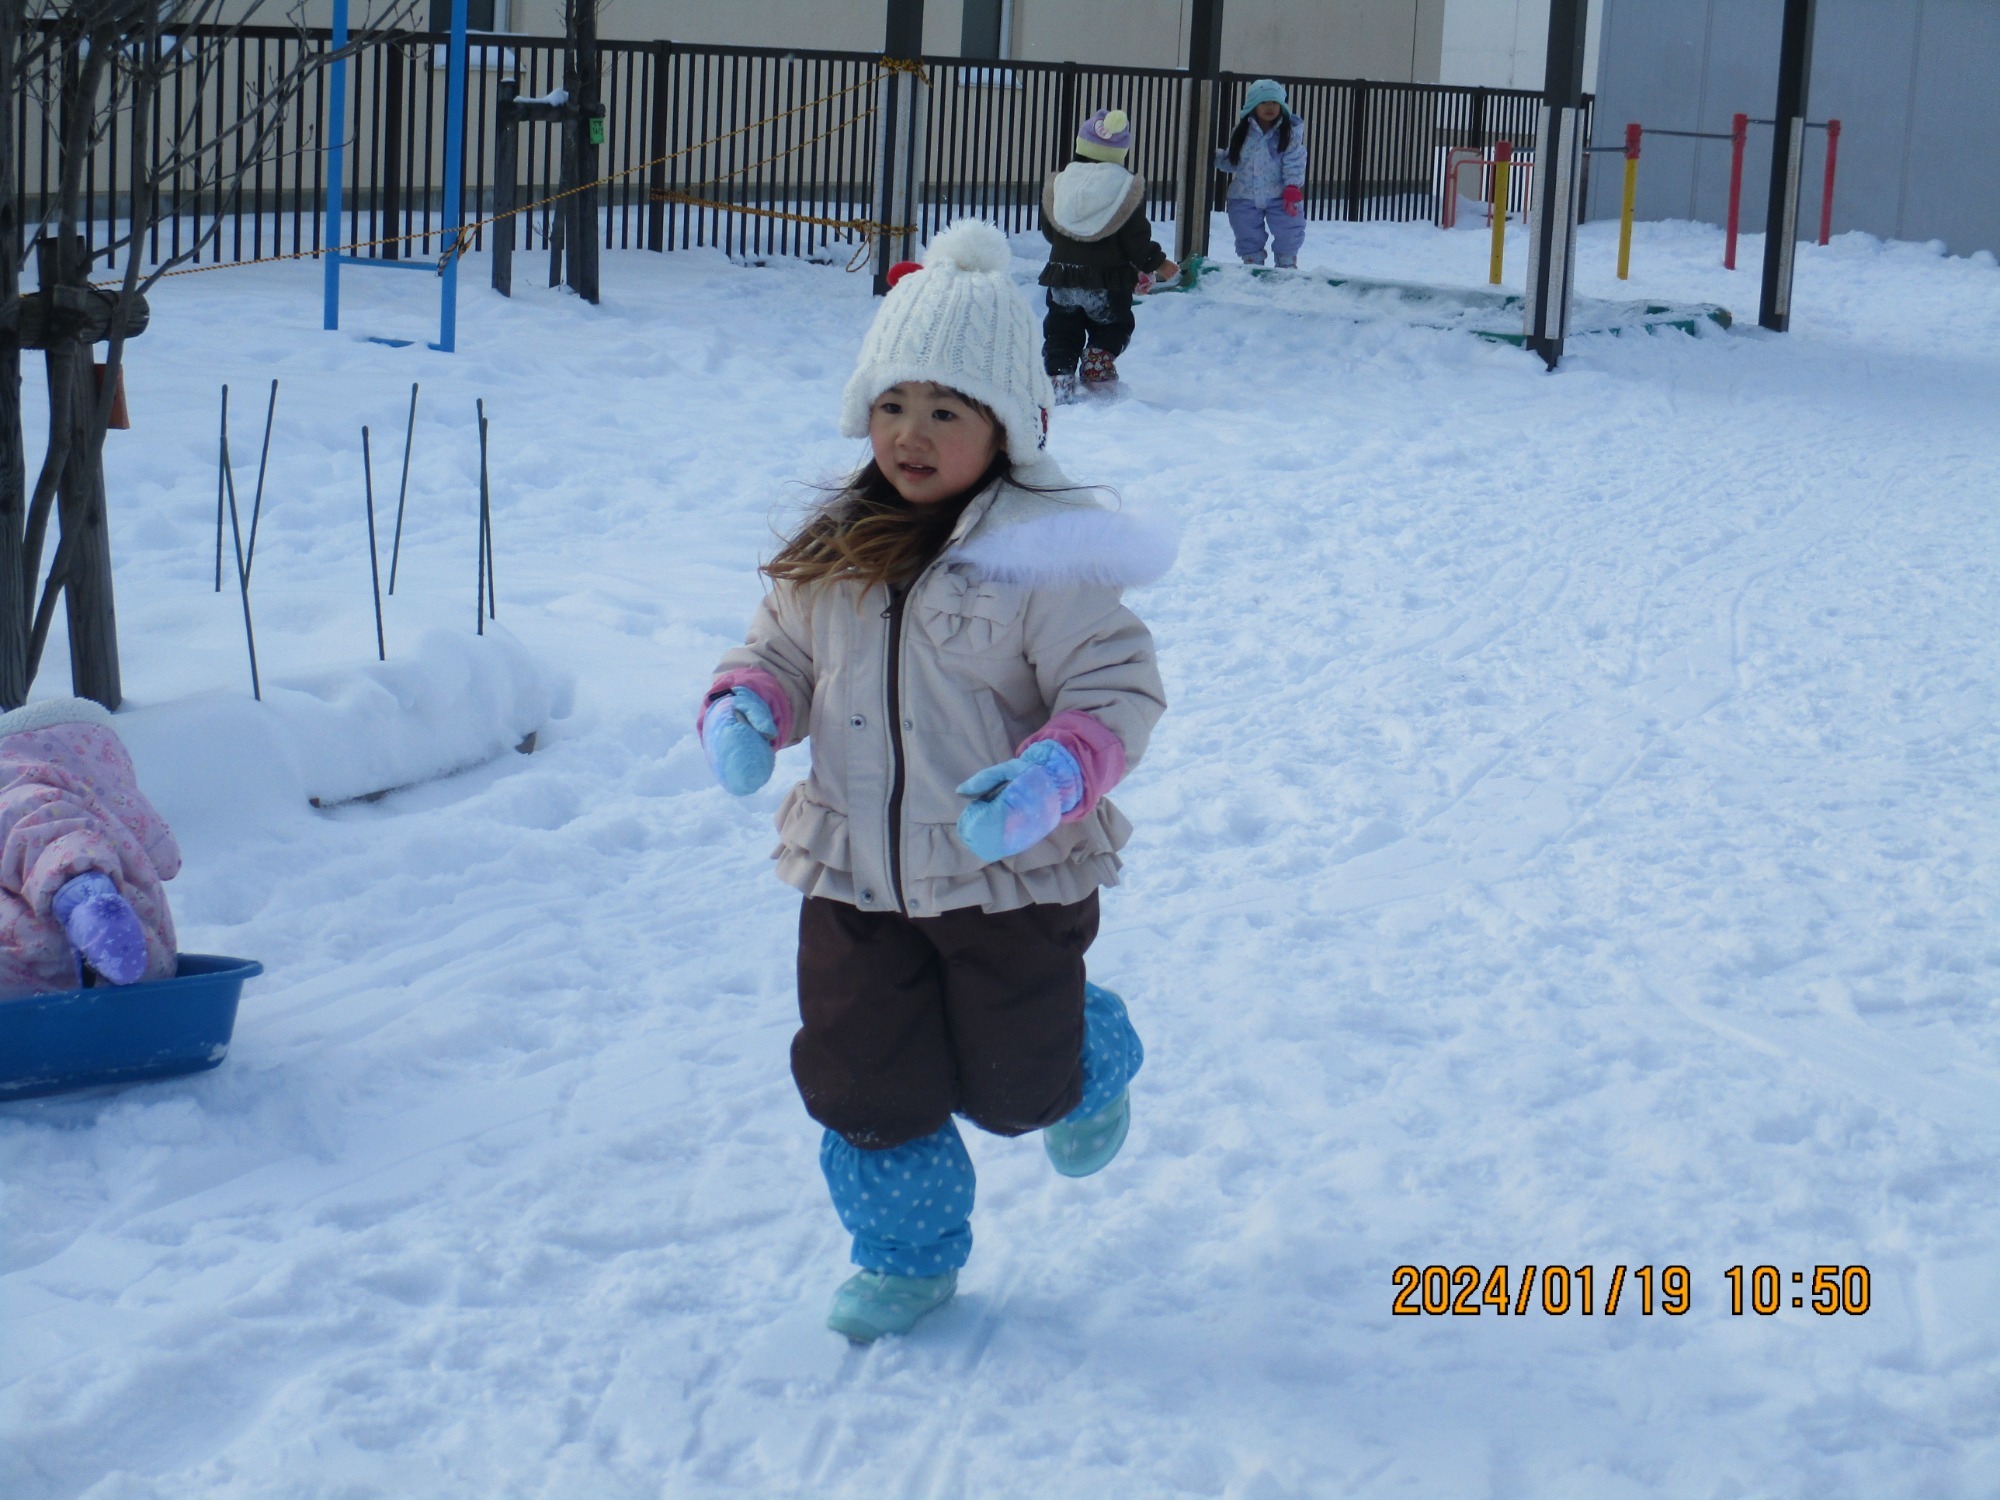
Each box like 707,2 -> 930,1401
0,2 -> 28,709
49,28 -> 121,710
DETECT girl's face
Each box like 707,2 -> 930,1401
1253,100 -> 1283,127
869,383 -> 1003,505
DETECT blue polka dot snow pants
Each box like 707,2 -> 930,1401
1228,196 -> 1305,266
819,982 -> 1144,1276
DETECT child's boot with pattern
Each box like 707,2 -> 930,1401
1080,346 -> 1118,388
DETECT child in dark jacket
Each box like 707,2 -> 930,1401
1039,109 -> 1179,401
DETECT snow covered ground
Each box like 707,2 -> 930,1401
3,210 -> 1998,1498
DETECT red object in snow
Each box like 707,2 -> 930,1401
1725,112 -> 1748,270
885,260 -> 923,288
1819,118 -> 1842,246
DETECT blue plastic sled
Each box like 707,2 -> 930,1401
0,955 -> 263,1102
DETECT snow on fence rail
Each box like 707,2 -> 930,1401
16,20 -> 1579,273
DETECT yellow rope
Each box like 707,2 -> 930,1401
95,56 -> 929,286
650,192 -> 914,270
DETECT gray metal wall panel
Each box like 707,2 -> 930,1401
1901,0 -> 2000,249
1589,0 -> 1998,255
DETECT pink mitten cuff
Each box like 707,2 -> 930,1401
1017,711 -> 1128,823
701,667 -> 795,746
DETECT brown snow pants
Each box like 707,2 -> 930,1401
792,892 -> 1098,1150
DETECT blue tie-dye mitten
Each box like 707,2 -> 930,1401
701,687 -> 778,796
954,740 -> 1084,863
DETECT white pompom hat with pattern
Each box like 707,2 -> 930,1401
839,220 -> 1056,470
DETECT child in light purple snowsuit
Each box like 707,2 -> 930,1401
0,698 -> 181,999
1215,78 -> 1307,267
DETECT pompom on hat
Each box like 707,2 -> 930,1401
840,221 -> 1056,467
1075,108 -> 1132,165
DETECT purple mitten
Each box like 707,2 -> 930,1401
53,872 -> 148,985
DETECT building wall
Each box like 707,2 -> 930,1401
235,1 -> 1570,88
1438,0 -> 1601,90
1587,0 -> 1999,255
481,1 -> 1455,81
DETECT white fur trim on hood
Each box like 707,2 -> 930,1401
950,480 -> 1178,590
1043,162 -> 1147,243
0,696 -> 115,740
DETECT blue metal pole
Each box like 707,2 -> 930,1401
433,0 -> 468,352
323,0 -> 349,332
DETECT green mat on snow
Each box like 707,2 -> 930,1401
1154,255 -> 1732,345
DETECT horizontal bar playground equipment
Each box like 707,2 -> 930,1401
1604,113 -> 1842,272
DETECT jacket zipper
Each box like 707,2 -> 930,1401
883,582 -> 912,915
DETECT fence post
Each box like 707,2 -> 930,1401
1055,62 -> 1078,169
492,77 -> 517,295
568,0 -> 602,305
646,41 -> 672,251
1343,81 -> 1368,222
1175,0 -> 1224,264
381,41 -> 404,258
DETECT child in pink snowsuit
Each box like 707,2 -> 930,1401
0,698 -> 181,1000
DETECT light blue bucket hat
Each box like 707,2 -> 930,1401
1238,78 -> 1289,120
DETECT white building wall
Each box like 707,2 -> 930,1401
1438,0 -> 1601,90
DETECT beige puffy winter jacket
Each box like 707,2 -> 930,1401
713,464 -> 1173,916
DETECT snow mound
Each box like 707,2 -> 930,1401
117,628 -> 563,838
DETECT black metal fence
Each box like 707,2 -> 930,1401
14,21 -> 1570,274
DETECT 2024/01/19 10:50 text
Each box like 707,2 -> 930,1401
1390,1264 -> 1871,1316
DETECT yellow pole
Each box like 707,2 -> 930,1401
1488,141 -> 1511,285
1617,123 -> 1641,280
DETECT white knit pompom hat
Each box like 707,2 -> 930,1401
839,221 -> 1055,465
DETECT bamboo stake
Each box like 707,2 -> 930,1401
245,378 -> 278,581
214,384 -> 228,592
222,434 -> 261,701
388,381 -> 417,593
361,426 -> 386,661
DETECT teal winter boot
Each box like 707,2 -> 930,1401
1043,1089 -> 1131,1177
826,1269 -> 959,1344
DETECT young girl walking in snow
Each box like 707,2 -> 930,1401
1215,79 -> 1308,268
700,221 -> 1171,1343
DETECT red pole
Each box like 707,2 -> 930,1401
1818,118 -> 1842,246
1724,111 -> 1747,269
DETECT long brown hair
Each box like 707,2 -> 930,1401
764,453 -> 1010,592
